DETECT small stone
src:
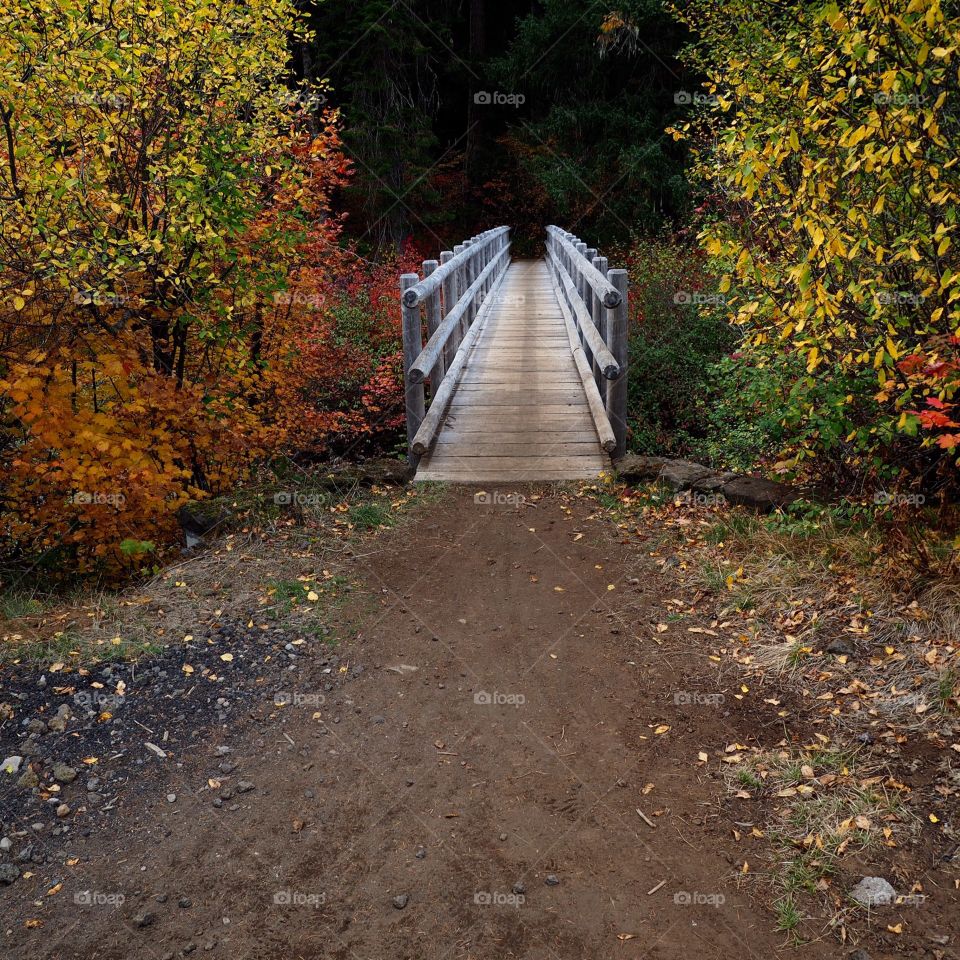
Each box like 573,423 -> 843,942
392,893 -> 409,910
304,789 -> 314,799
0,863 -> 20,885
134,911 -> 155,928
825,638 -> 855,657
236,780 -> 254,794
56,803 -> 70,818
372,715 -> 385,725
215,746 -> 231,756
178,897 -> 192,909
544,874 -> 560,886
1,755 -> 23,775
52,762 -> 78,783
218,761 -> 236,774
414,846 -> 426,860
849,876 -> 896,907
512,882 -> 525,895
47,705 -> 71,733
166,793 -> 177,803
847,950 -> 872,960
499,833 -> 507,841
405,779 -> 415,787
17,768 -> 39,790
155,894 -> 168,903
0,837 -> 11,852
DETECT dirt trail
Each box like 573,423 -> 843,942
3,488 -> 830,960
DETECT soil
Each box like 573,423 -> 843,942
0,487 -> 956,959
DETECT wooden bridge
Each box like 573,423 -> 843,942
400,227 -> 628,482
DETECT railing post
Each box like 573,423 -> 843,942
606,268 -> 629,460
452,243 -> 466,341
463,238 -> 476,328
422,259 -> 443,393
592,255 -> 608,387
439,250 -> 456,368
401,273 -> 426,467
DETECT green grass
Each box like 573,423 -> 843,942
0,589 -> 47,620
773,893 -> 803,934
348,502 -> 393,530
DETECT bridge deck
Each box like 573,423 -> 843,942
414,259 -> 609,482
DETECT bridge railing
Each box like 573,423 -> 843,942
400,226 -> 511,463
545,225 -> 629,458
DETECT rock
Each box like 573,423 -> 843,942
134,911 -> 155,928
0,837 -> 11,852
2,755 -> 23,775
166,793 -> 177,803
155,894 -> 168,904
849,876 -> 896,907
178,897 -> 192,909
414,846 -> 426,860
392,893 -> 409,910
691,471 -> 738,494
52,762 -> 78,783
848,950 -> 872,960
215,746 -> 231,756
659,460 -> 717,491
218,761 -> 236,774
544,874 -> 560,886
372,715 -> 385,725
825,638 -> 855,657
48,705 -> 71,733
613,454 -> 669,483
720,475 -> 796,511
511,882 -> 525,895
236,780 -> 254,794
0,863 -> 20,885
56,803 -> 70,818
26,718 -> 47,735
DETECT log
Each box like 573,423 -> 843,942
606,269 -> 629,459
402,227 -> 509,307
422,259 -> 444,390
545,246 -> 619,378
410,263 -> 510,456
408,244 -> 511,384
400,273 -> 425,466
546,226 -> 622,308
546,256 -> 616,452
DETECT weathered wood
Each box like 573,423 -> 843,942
409,261 -> 510,456
401,273 -> 425,467
422,259 -> 444,391
402,226 -> 508,307
547,253 -> 617,453
545,247 -> 619,378
439,251 -> 457,370
591,255 -> 607,386
606,268 -> 629,459
409,244 -> 510,383
546,226 -> 622,308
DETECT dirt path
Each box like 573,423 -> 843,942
3,488 -> 832,959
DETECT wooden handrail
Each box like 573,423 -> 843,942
545,226 -> 629,459
400,227 -> 512,465
402,227 -> 510,307
546,226 -> 622,309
